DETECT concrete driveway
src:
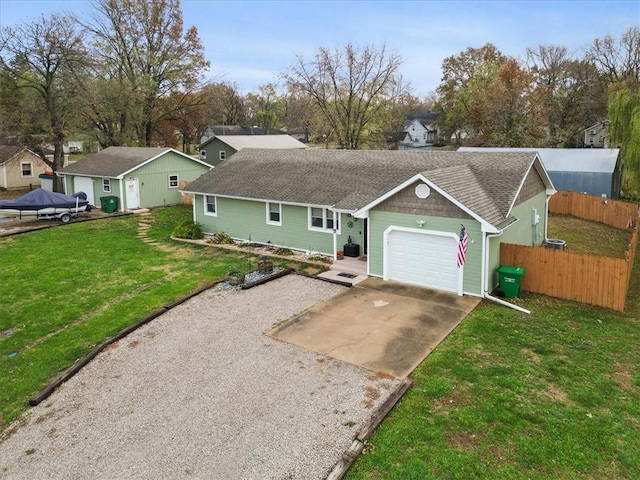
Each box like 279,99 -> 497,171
269,277 -> 480,378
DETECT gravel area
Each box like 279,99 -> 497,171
0,275 -> 401,480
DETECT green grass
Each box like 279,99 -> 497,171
547,213 -> 632,258
347,285 -> 640,479
0,205 -> 257,429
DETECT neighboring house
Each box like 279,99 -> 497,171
0,146 -> 49,190
459,147 -> 622,199
198,135 -> 307,167
58,147 -> 211,211
41,148 -> 70,167
198,125 -> 287,145
182,149 -> 555,297
399,113 -> 440,151
583,121 -> 609,148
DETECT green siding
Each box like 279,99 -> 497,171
200,139 -> 237,167
368,211 -> 483,295
486,190 -> 548,289
193,195 -> 363,255
123,151 -> 209,209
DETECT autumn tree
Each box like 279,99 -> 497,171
436,44 -> 507,144
84,0 -> 209,146
154,91 -> 208,152
473,59 -> 547,146
202,81 -> 246,127
282,43 -> 406,149
526,45 -> 607,147
0,15 -> 90,190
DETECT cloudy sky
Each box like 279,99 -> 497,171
1,0 -> 638,97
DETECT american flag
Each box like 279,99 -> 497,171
457,225 -> 469,268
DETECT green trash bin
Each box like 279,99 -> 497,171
497,265 -> 525,298
99,196 -> 118,213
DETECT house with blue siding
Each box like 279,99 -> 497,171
182,149 -> 555,297
58,147 -> 211,211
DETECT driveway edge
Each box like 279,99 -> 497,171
326,378 -> 413,480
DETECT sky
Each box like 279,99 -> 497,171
0,0 -> 638,98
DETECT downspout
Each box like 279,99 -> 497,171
484,230 -> 531,315
118,178 -> 125,212
332,210 -> 338,261
544,194 -> 552,242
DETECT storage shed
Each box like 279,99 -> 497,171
459,147 -> 622,199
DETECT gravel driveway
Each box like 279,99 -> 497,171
0,275 -> 401,480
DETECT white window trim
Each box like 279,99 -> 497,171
308,207 -> 340,234
219,150 -> 226,161
266,202 -> 282,226
204,195 -> 217,217
20,162 -> 33,178
200,150 -> 207,160
168,174 -> 179,189
103,179 -> 111,193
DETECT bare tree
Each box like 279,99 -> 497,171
587,26 -> 640,85
84,0 -> 209,146
0,15 -> 90,190
282,43 -> 406,149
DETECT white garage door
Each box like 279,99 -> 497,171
385,228 -> 461,294
73,176 -> 95,206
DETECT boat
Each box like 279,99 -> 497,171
0,188 -> 91,223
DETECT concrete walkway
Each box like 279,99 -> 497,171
269,277 -> 481,378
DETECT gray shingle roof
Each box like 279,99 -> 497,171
213,135 -> 307,150
58,147 -> 175,177
184,149 -> 543,229
0,145 -> 25,164
458,147 -> 620,174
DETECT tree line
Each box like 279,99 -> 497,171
0,1 -> 638,192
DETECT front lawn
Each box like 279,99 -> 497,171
0,206 -> 262,429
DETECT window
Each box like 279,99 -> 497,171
204,195 -> 217,216
266,202 -> 282,226
168,174 -> 179,188
311,207 -> 324,228
20,162 -> 33,178
308,207 -> 339,233
219,150 -> 226,161
200,150 -> 207,160
103,179 -> 111,193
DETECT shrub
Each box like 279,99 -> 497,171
274,247 -> 294,256
209,232 -> 235,244
171,220 -> 204,239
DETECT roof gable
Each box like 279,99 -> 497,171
184,149 -> 548,229
0,145 -> 41,165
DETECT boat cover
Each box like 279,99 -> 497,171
0,188 -> 89,210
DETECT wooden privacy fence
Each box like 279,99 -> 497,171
502,191 -> 639,312
549,190 -> 639,229
501,230 -> 636,312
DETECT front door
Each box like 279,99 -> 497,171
125,178 -> 140,210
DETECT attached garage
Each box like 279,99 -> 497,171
383,227 -> 461,294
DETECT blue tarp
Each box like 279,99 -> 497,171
0,188 -> 89,210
